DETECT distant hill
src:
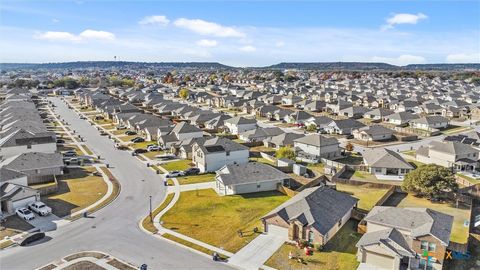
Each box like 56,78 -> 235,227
1,61 -> 479,71
264,62 -> 398,71
0,61 -> 233,71
264,62 -> 480,71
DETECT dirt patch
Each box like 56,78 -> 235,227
107,259 -> 136,270
64,261 -> 105,270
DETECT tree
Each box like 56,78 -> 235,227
402,164 -> 458,198
179,88 -> 189,100
306,124 -> 317,132
345,142 -> 354,152
276,147 -> 295,160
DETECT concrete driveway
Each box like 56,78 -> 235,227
26,213 -> 68,232
228,232 -> 287,270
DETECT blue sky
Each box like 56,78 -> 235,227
1,0 -> 479,66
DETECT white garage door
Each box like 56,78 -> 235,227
267,224 -> 288,239
12,196 -> 37,210
365,251 -> 394,270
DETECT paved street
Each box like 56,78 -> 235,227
0,97 -> 232,270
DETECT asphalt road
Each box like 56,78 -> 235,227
0,97 -> 232,270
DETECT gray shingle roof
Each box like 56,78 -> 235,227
362,148 -> 413,169
217,162 -> 289,186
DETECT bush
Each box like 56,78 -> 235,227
402,164 -> 458,198
276,147 -> 295,160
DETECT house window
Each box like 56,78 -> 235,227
257,183 -> 261,189
421,241 -> 428,251
428,242 -> 436,252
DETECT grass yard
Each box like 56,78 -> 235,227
336,153 -> 364,165
383,193 -> 470,244
402,150 -> 416,157
142,193 -> 175,233
57,144 -> 83,155
265,220 -> 361,270
81,144 -> 94,155
441,125 -> 473,135
249,145 -> 276,153
142,150 -> 165,160
407,159 -> 425,169
175,173 -> 215,185
161,189 -> 290,252
111,129 -> 129,136
307,163 -> 326,175
163,233 -> 229,259
44,166 -> 107,217
335,183 -> 390,211
119,135 -> 140,142
160,159 -> 192,172
249,157 -> 276,166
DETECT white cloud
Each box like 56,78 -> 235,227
139,15 -> 170,26
383,13 -> 427,30
370,54 -> 426,66
79,30 -> 115,41
239,45 -> 256,52
35,31 -> 80,42
173,18 -> 245,38
446,53 -> 480,63
196,39 -> 218,47
52,18 -> 60,23
34,29 -> 115,42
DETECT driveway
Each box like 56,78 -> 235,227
228,232 -> 287,270
0,97 -> 232,270
26,213 -> 68,232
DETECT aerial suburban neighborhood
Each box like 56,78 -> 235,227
1,1 -> 480,270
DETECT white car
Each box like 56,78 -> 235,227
28,201 -> 52,216
16,207 -> 35,221
166,171 -> 185,178
147,145 -> 160,151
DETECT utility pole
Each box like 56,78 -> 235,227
149,195 -> 153,222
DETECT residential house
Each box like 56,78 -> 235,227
352,125 -> 395,142
410,116 -> 449,131
294,134 -> 342,162
416,141 -> 479,172
325,119 -> 366,135
362,148 -> 414,180
356,206 -> 453,270
224,116 -> 257,135
192,137 -> 249,172
262,186 -> 358,246
215,162 -> 290,195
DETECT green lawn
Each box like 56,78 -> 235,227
307,163 -> 326,175
160,159 -> 192,172
265,220 -> 361,270
249,157 -> 276,165
441,125 -> 473,135
336,153 -> 364,165
392,194 -> 470,244
176,173 -> 216,185
402,150 -> 416,157
161,189 -> 289,252
44,166 -> 107,217
142,150 -> 166,160
119,135 -> 139,142
132,141 -> 155,150
336,183 -> 390,211
142,193 -> 175,233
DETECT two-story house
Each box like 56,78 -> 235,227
293,134 -> 342,162
356,206 -> 453,270
192,137 -> 249,172
416,141 -> 479,172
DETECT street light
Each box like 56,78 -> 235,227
149,195 -> 153,222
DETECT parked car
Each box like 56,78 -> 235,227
16,207 -> 35,221
80,116 -> 87,120
56,139 -> 65,144
28,201 -> 52,216
131,137 -> 145,143
115,144 -> 129,150
155,154 -> 176,160
63,150 -> 77,157
133,148 -> 148,154
116,125 -> 127,130
19,232 -> 45,246
147,145 -> 160,151
166,171 -> 185,178
94,116 -> 104,120
184,167 -> 200,175
125,131 -> 137,135
100,131 -> 108,136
